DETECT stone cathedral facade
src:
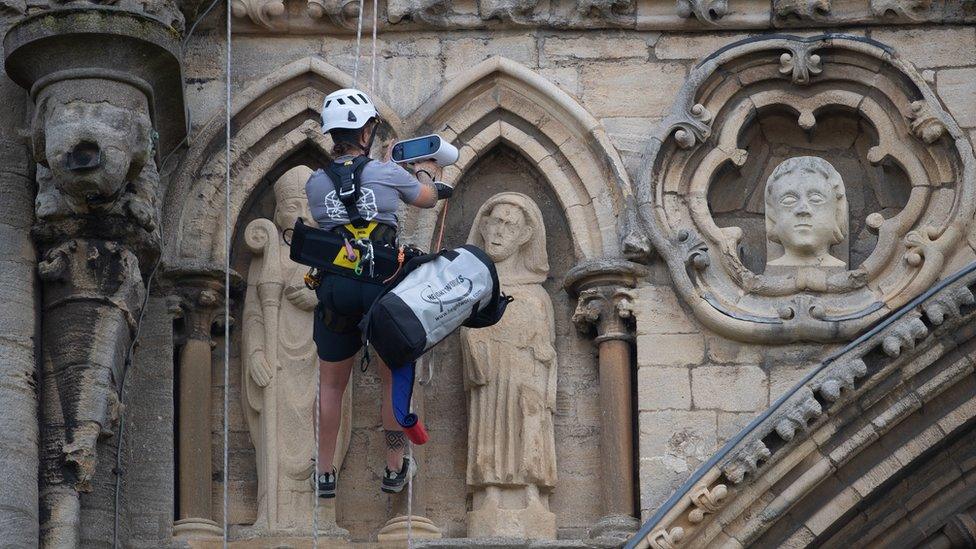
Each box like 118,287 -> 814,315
1,0 -> 976,547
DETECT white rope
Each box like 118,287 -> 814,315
313,365 -> 320,548
370,0 -> 378,94
352,0 -> 365,85
223,0 -> 232,544
407,439 -> 413,549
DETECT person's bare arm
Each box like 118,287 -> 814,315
408,160 -> 445,208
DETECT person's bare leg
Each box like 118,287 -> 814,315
317,356 -> 354,474
378,358 -> 406,471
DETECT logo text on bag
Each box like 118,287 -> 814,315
422,275 -> 474,313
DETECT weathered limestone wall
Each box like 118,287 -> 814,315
170,17 -> 976,541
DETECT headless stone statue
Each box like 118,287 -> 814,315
461,192 -> 558,539
765,156 -> 849,271
241,167 -> 351,536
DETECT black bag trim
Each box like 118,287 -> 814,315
369,294 -> 427,366
323,155 -> 372,229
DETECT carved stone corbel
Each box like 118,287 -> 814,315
565,259 -> 647,547
4,8 -> 186,545
231,0 -> 285,29
675,0 -> 727,23
306,0 -> 359,27
577,0 -> 636,21
871,0 -> 932,19
480,0 -> 539,24
387,0 -> 452,25
773,0 -> 831,19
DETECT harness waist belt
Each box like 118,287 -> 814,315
288,218 -> 419,282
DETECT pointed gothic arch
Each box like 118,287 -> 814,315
402,56 -> 632,259
162,56 -> 404,266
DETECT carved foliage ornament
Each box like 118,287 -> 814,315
637,35 -> 975,343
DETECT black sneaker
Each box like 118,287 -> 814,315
314,468 -> 337,499
381,456 -> 417,494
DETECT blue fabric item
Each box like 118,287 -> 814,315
388,361 -> 418,428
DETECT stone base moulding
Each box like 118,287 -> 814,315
377,515 -> 443,545
586,513 -> 642,548
173,518 -> 224,540
467,497 -> 557,540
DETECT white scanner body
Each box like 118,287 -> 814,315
391,134 -> 459,166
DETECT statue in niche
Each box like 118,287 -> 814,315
460,192 -> 558,539
765,156 -> 849,270
242,168 -> 352,535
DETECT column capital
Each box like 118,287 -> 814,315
563,258 -> 648,296
163,265 -> 241,341
565,258 -> 647,341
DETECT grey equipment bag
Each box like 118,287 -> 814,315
360,244 -> 512,367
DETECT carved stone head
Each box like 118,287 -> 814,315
273,167 -> 313,231
468,192 -> 549,283
764,156 -> 848,268
32,83 -> 153,214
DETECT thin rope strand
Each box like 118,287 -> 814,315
353,0 -> 364,84
370,0 -> 378,93
406,378 -> 417,549
407,441 -> 413,548
223,0 -> 232,544
313,366 -> 320,547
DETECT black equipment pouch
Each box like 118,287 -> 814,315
288,218 -> 422,283
324,155 -> 372,228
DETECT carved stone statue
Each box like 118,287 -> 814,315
242,167 -> 352,535
460,192 -> 558,539
764,156 -> 848,269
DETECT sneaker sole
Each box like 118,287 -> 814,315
381,459 -> 417,494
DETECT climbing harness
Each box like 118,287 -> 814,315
289,218 -> 423,283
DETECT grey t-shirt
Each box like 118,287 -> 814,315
305,157 -> 422,231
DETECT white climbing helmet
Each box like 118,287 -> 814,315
321,88 -> 379,133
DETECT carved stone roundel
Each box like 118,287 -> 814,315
636,35 -> 976,343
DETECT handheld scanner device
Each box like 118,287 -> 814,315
391,134 -> 459,166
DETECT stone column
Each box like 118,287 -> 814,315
171,275 -> 225,539
565,259 -> 647,548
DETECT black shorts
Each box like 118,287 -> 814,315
313,274 -> 385,362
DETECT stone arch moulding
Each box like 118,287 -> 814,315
403,56 -> 634,261
162,56 -> 404,267
636,34 -> 976,344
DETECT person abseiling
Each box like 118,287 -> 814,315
307,88 -> 449,499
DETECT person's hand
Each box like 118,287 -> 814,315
413,160 -> 443,181
249,350 -> 274,387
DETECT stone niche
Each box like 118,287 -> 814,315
215,147 -> 602,540
637,34 -> 976,344
418,145 -> 603,539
